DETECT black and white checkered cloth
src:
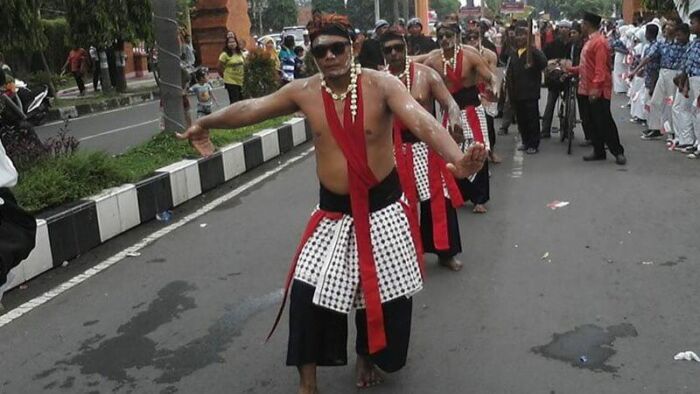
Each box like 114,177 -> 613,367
294,201 -> 423,313
410,142 -> 450,202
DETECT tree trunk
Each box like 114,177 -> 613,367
114,40 -> 128,93
39,52 -> 57,97
153,0 -> 186,133
392,0 -> 400,22
98,50 -> 114,93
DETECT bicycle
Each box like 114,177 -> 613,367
557,75 -> 578,155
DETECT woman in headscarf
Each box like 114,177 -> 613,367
260,36 -> 281,72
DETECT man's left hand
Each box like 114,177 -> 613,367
447,142 -> 487,179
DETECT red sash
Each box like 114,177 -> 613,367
446,49 -> 464,94
464,106 -> 486,144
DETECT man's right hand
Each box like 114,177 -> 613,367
177,123 -> 215,157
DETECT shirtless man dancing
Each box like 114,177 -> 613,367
420,22 -> 497,214
381,26 -> 467,271
178,14 -> 486,394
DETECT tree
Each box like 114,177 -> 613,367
262,0 -> 299,31
347,0 -> 376,31
430,0 -> 460,20
312,0 -> 345,13
65,0 -> 153,92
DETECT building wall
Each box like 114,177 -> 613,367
192,0 -> 253,69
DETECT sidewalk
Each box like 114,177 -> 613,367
57,72 -> 158,99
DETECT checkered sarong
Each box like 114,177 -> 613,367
294,201 -> 423,314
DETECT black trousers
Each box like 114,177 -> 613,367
576,94 -> 592,141
542,87 -> 562,134
578,97 -> 624,156
486,114 -> 496,148
499,98 -> 515,132
420,197 -> 462,260
92,65 -> 101,91
224,83 -> 242,105
513,99 -> 541,149
72,71 -> 85,93
458,160 -> 489,205
287,280 -> 412,372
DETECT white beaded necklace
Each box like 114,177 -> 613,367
320,62 -> 362,122
441,45 -> 459,76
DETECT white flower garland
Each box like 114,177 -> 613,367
441,46 -> 458,77
387,55 -> 412,92
319,46 -> 362,122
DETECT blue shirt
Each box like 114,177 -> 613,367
279,47 -> 296,83
643,40 -> 660,88
660,41 -> 687,70
684,39 -> 700,77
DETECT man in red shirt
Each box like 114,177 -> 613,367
63,46 -> 88,96
568,12 -> 627,165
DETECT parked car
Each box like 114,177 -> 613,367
281,26 -> 307,48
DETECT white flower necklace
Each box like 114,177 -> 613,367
320,62 -> 362,122
441,46 -> 459,76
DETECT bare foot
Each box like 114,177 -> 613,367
356,355 -> 384,389
439,257 -> 463,272
473,204 -> 488,214
489,152 -> 502,164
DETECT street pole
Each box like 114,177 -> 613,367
375,0 -> 380,24
152,0 -> 186,133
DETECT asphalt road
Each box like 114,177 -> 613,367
1,94 -> 699,393
35,88 -> 230,155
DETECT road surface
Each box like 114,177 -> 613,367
1,95 -> 698,393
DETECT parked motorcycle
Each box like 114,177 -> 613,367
0,81 -> 50,150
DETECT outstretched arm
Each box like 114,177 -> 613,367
425,66 -> 464,143
178,79 -> 302,156
464,49 -> 497,92
383,74 -> 486,178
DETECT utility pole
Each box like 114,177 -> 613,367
375,0 -> 380,24
152,0 -> 186,133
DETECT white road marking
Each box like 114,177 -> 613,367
78,119 -> 159,141
0,146 -> 315,329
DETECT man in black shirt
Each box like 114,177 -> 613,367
406,18 -> 438,55
507,26 -> 548,154
359,20 -> 390,69
541,21 -> 572,138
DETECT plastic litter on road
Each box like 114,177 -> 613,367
547,201 -> 570,210
674,351 -> 700,362
126,252 -> 141,257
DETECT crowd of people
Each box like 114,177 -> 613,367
609,12 -> 700,159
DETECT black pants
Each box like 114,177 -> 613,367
287,280 -> 412,372
224,83 -> 242,105
458,160 -> 489,205
420,197 -> 462,260
499,98 -> 515,133
0,188 -> 36,287
72,71 -> 85,93
542,87 -> 562,134
92,65 -> 101,91
579,97 -> 624,156
514,99 -> 541,149
576,94 -> 592,141
486,114 -> 496,148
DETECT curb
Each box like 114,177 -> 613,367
47,79 -> 226,122
5,117 -> 312,291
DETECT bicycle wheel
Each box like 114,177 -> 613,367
558,89 -> 567,142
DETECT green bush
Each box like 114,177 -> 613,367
14,151 -> 131,212
40,18 -> 71,73
242,49 -> 280,98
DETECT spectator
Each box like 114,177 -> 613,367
568,12 -> 626,165
569,22 -> 593,146
293,46 -> 306,78
218,34 -> 245,105
260,36 -> 281,71
279,35 -> 297,84
541,23 -> 571,138
0,53 -> 13,81
359,19 -> 389,70
63,45 -> 88,96
190,69 -> 219,119
89,46 -> 101,92
406,18 -> 438,55
506,26 -> 548,154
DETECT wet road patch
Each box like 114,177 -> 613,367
532,323 -> 638,373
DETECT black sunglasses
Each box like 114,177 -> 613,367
311,41 -> 350,59
437,32 -> 456,40
382,43 -> 406,54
